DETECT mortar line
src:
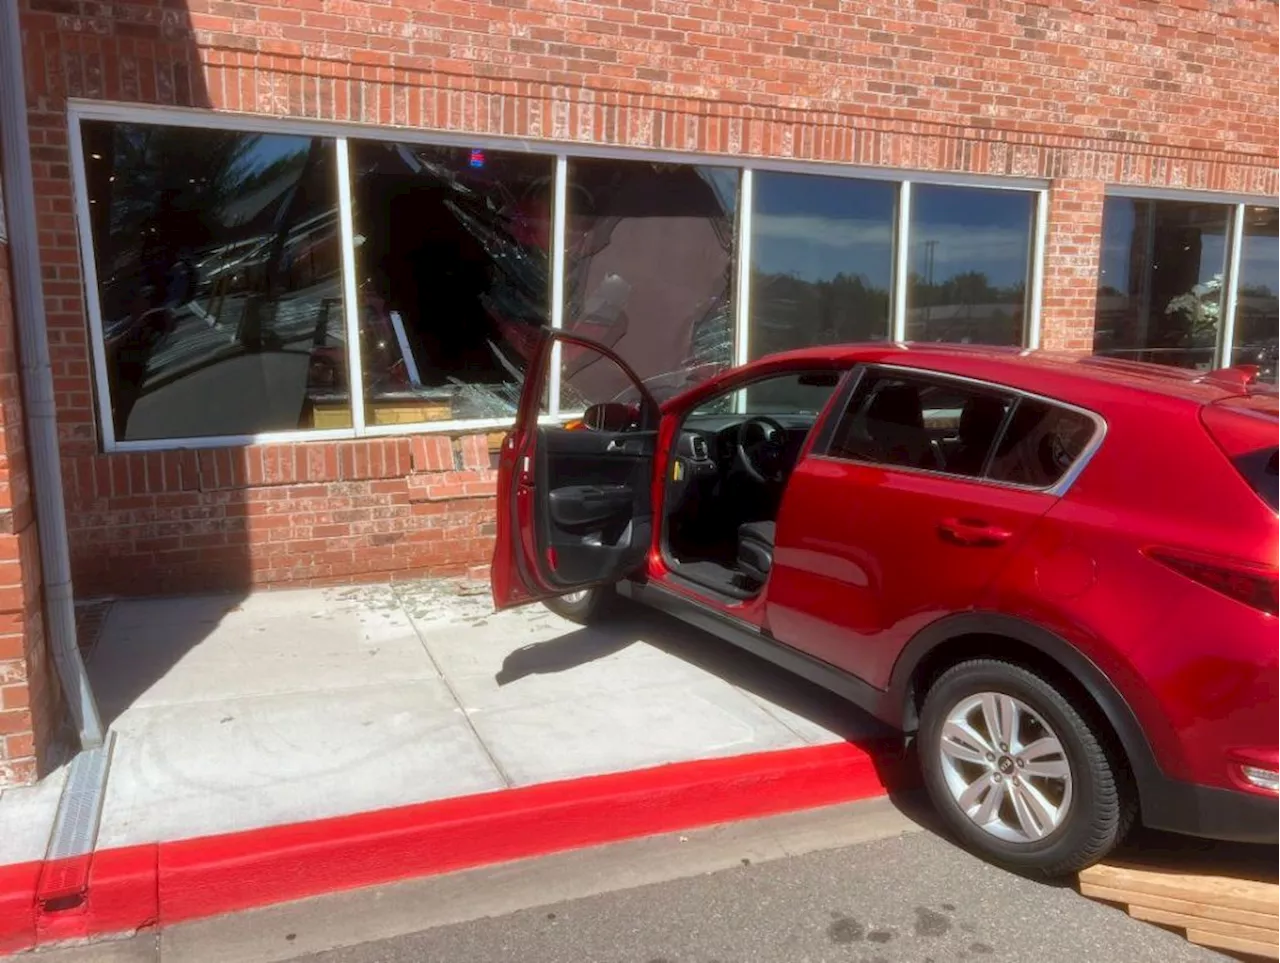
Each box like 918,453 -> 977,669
392,581 -> 516,789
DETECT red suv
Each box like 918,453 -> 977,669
492,331 -> 1279,876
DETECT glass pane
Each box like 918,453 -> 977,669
692,371 -> 842,418
987,400 -> 1095,488
82,122 -> 348,440
349,142 -> 554,424
907,184 -> 1034,345
560,159 -> 737,411
828,371 -> 1013,477
749,172 -> 895,359
1093,197 -> 1230,371
1231,206 -> 1279,383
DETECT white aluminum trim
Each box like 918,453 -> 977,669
1219,202 -> 1246,369
364,412 -> 581,438
107,427 -> 359,452
548,154 -> 568,418
68,112 -> 120,452
892,181 -> 911,342
64,99 -> 1051,192
1026,189 -> 1049,349
735,168 -> 754,368
1105,183 -> 1280,208
335,137 -> 366,434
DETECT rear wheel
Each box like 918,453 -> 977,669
918,659 -> 1134,877
542,585 -> 616,624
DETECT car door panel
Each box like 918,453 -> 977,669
492,329 -> 659,609
764,366 -> 1063,687
768,458 -> 1056,688
535,426 -> 656,584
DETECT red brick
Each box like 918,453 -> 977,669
0,708 -> 32,736
0,684 -> 29,711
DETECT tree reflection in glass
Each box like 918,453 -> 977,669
82,121 -> 346,440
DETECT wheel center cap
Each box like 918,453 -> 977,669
997,755 -> 1015,774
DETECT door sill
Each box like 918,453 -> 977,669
665,559 -> 760,602
618,579 -> 896,726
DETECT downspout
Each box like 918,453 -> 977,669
0,2 -> 104,748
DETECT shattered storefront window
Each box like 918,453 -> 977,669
349,142 -> 555,423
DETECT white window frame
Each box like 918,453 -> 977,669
1102,187 -> 1280,371
68,99 -> 1051,453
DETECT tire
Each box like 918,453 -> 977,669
541,585 -> 616,625
917,658 -> 1135,877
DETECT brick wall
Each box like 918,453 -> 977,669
13,0 -> 1280,599
62,435 -> 498,595
0,232 -> 60,787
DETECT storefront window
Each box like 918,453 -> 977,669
1093,198 -> 1230,370
1231,206 -> 1279,383
748,172 -> 896,359
81,122 -> 347,440
348,142 -> 554,425
906,184 -> 1034,345
559,159 -> 738,409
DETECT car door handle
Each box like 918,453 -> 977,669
937,517 -> 1013,547
606,438 -> 643,454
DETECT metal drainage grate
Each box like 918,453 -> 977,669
37,732 -> 115,907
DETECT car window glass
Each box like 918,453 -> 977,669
690,371 -> 840,417
986,400 -> 1095,487
828,371 -> 1013,478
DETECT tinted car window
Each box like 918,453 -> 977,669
828,371 -> 1013,477
986,400 -> 1095,487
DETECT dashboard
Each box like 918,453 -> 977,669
675,413 -> 818,476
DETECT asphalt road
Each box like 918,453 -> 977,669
288,831 -> 1228,963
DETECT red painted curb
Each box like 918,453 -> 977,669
0,739 -> 912,952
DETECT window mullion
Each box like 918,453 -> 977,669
335,136 -> 366,436
1218,202 -> 1245,370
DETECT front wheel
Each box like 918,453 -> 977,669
541,585 -> 615,625
917,659 -> 1135,877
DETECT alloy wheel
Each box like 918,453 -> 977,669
937,691 -> 1074,844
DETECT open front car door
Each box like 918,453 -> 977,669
491,329 -> 660,609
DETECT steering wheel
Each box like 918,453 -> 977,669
735,416 -> 790,485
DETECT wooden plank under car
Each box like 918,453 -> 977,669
1079,851 -> 1279,960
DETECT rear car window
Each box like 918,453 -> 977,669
825,367 -> 1099,489
986,401 -> 1097,488
826,371 -> 1014,478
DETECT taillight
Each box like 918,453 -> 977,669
1147,548 -> 1278,616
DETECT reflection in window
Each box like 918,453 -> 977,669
1231,206 -> 1279,383
828,371 -> 1014,476
349,142 -> 553,424
987,400 -> 1095,488
1093,198 -> 1230,370
560,159 -> 737,409
81,122 -> 347,440
692,371 -> 842,417
748,173 -> 895,359
907,185 -> 1033,345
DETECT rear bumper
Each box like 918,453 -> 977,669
1141,775 -> 1279,844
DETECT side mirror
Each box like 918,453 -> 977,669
583,402 -> 638,432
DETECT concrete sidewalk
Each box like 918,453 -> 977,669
1,578 -> 888,871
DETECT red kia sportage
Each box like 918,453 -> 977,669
491,330 -> 1279,876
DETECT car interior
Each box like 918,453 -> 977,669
662,370 -> 844,599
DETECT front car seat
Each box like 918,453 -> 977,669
737,520 -> 776,585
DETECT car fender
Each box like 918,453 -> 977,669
887,611 -> 1165,793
